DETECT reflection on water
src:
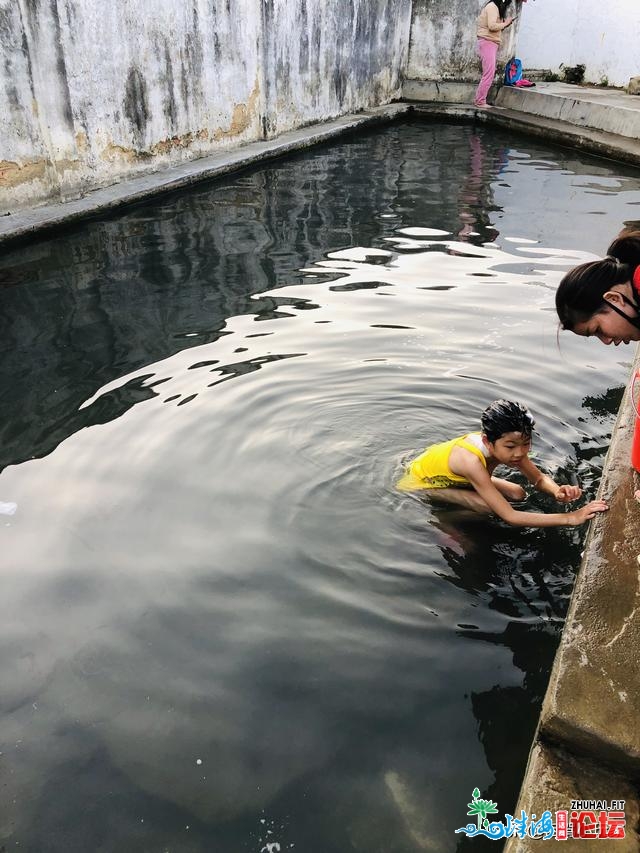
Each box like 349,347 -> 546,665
0,122 -> 638,852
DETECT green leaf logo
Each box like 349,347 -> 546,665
466,787 -> 499,829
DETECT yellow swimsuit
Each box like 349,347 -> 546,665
397,432 -> 488,491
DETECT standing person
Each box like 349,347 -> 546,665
556,230 -> 640,344
474,1 -> 515,109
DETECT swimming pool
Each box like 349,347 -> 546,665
1,121 -> 639,851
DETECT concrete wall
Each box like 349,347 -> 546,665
262,0 -> 410,136
516,0 -> 640,87
0,0 -> 412,214
407,0 -> 521,82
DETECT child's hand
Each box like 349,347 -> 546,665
555,484 -> 583,504
567,500 -> 609,526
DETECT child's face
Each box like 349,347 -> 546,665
485,431 -> 531,466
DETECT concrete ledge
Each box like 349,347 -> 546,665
508,352 -> 640,846
0,103 -> 411,247
496,83 -> 640,140
504,742 -> 640,851
538,353 -> 640,772
402,79 -> 499,104
410,103 -> 640,167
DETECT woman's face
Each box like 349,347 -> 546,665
570,286 -> 640,344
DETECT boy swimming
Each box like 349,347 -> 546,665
398,400 -> 608,528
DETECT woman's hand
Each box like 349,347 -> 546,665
555,484 -> 583,504
567,500 -> 609,526
504,16 -> 515,27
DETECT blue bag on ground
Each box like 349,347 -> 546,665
505,57 -> 523,85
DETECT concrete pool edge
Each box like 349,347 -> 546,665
410,102 -> 640,168
505,347 -> 640,852
2,97 -> 639,247
0,103 -> 412,246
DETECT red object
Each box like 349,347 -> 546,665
632,369 -> 640,473
632,415 -> 640,473
598,811 -> 626,839
570,811 -> 598,839
633,264 -> 640,295
555,810 -> 568,840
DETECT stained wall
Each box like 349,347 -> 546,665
406,0 -> 521,83
0,0 -> 412,213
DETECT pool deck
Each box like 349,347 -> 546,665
497,82 -> 640,140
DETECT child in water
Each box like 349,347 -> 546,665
398,400 -> 608,528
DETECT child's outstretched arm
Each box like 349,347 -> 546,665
518,457 -> 582,504
459,459 -> 607,528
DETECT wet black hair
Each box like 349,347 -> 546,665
481,399 -> 535,443
485,0 -> 511,19
556,229 -> 640,330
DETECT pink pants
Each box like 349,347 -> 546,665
474,38 -> 498,105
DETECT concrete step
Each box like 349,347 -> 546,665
516,67 -> 554,82
496,82 -> 640,140
409,102 -> 640,168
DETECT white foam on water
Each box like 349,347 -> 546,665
396,227 -> 450,237
327,247 -> 393,262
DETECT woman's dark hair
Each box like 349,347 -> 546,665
481,400 -> 535,443
555,229 -> 640,330
486,0 -> 511,19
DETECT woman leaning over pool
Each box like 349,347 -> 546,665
556,230 -> 640,345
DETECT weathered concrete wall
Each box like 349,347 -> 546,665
517,0 -> 640,88
1,0 -> 264,211
261,0 -> 411,136
0,0 -> 412,214
406,0 -> 521,83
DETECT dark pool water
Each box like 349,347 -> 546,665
1,121 -> 639,852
